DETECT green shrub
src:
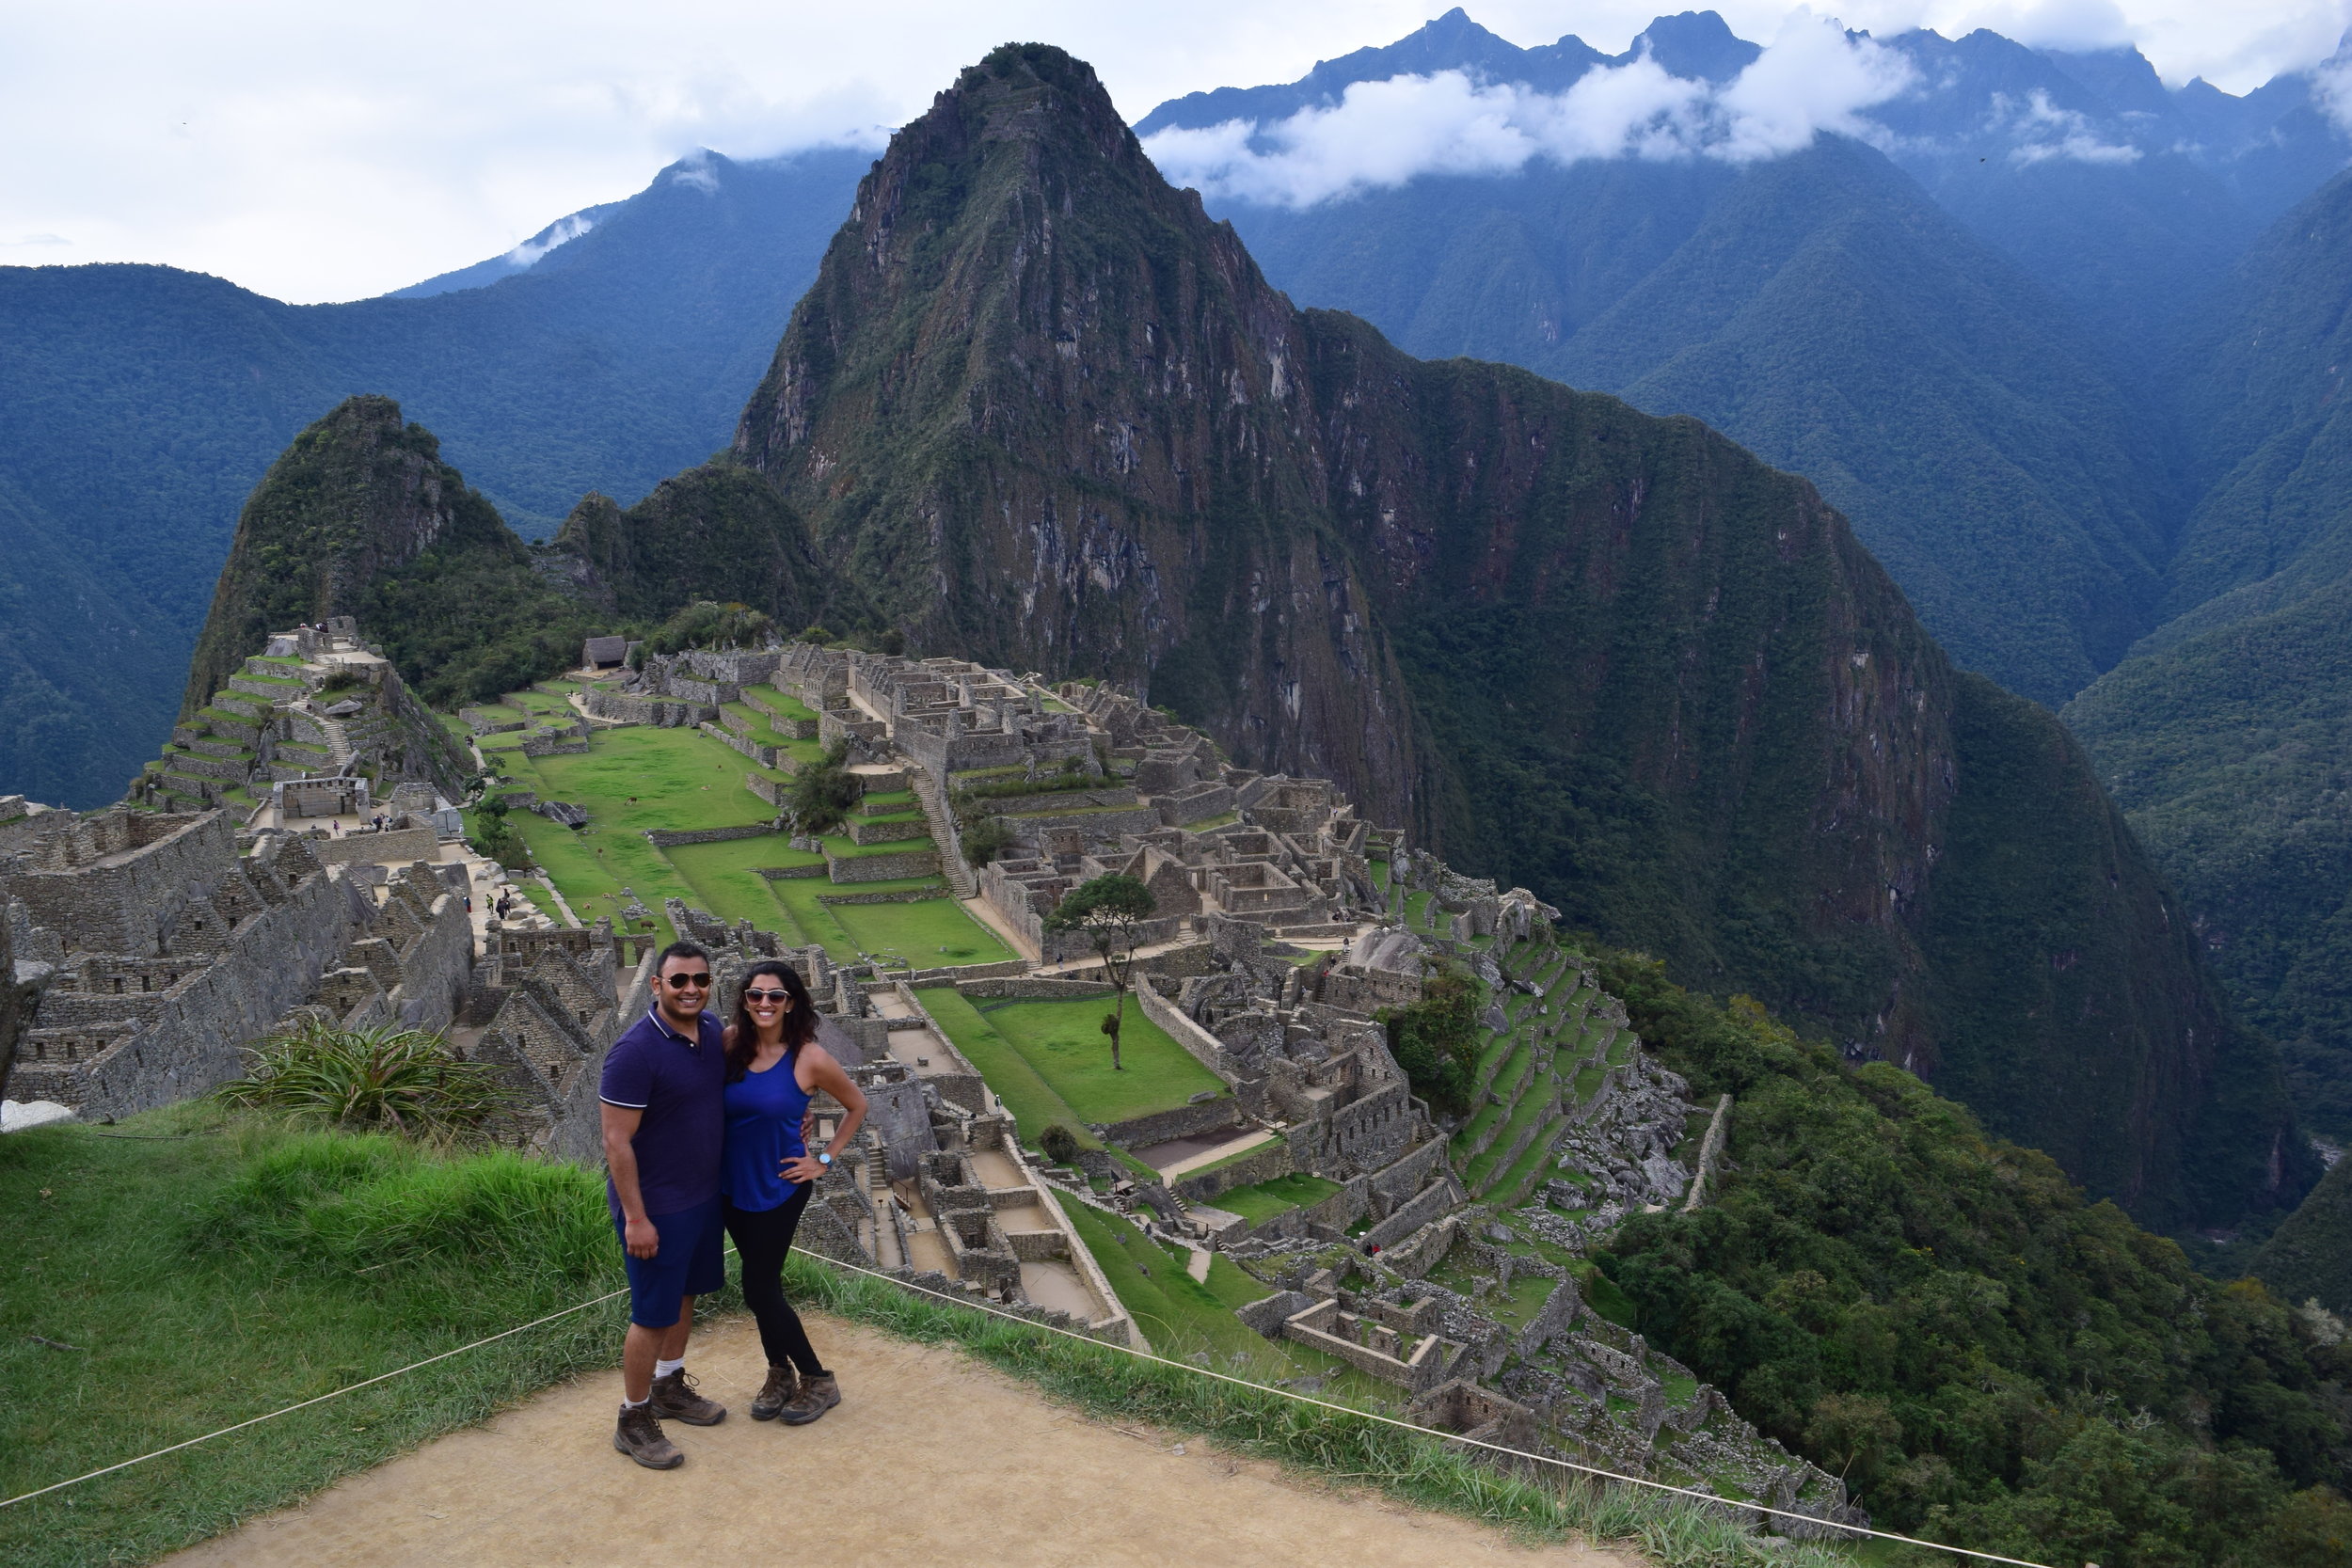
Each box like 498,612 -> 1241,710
215,1020 -> 522,1139
642,599 -> 773,656
1381,963 -> 1479,1114
787,737 -> 860,834
1039,1123 -> 1081,1166
961,816 -> 1014,866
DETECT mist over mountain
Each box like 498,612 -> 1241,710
1135,8 -> 2352,707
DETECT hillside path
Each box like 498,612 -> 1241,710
167,1312 -> 1631,1568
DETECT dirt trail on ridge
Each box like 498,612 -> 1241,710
167,1312 -> 1635,1568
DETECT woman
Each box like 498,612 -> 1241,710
721,959 -> 868,1425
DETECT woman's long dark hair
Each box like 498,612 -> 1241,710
725,959 -> 817,1082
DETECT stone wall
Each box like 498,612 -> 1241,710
1133,978 -> 1245,1081
307,826 -> 439,867
3,813 -> 230,958
1174,1136 -> 1295,1203
1360,1172 -> 1463,1251
1100,1095 -> 1245,1150
826,848 -> 939,883
50,863 -> 368,1118
644,824 -> 780,849
953,976 -> 1115,1001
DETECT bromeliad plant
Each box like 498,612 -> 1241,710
216,1019 -> 520,1140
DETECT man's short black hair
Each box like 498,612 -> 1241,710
657,940 -> 710,974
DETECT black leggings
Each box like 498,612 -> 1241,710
723,1187 -> 826,1376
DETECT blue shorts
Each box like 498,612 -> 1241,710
613,1196 -> 726,1328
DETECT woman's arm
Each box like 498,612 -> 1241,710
780,1047 -> 868,1183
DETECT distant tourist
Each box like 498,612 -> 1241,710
601,942 -> 730,1468
722,960 -> 866,1427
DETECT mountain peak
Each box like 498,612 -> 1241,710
1631,10 -> 1759,83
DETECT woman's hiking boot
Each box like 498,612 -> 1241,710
648,1369 -> 727,1426
779,1370 -> 840,1426
750,1364 -> 798,1421
613,1404 -> 682,1469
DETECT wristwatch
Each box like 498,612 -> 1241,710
817,1151 -> 834,1168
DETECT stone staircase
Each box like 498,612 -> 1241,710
906,769 -> 978,899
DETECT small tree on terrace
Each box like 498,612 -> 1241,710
787,737 -> 860,836
1043,873 -> 1157,1071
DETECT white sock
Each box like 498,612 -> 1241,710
654,1357 -> 685,1380
622,1396 -> 648,1409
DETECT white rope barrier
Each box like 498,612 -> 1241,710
1,1243 -> 2060,1568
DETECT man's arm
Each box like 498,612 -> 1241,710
601,1102 -> 659,1259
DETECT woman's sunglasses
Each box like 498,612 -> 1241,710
743,988 -> 792,1004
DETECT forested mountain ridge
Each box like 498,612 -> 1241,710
9,11 -> 2349,810
727,41 -> 2300,1229
0,147 -> 868,806
2065,166 -> 2352,1144
1135,10 -> 2352,708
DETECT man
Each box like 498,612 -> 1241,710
600,941 -> 730,1468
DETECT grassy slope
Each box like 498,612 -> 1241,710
0,1109 -> 628,1568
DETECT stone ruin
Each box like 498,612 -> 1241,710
128,616 -> 469,825
1,807 -> 474,1121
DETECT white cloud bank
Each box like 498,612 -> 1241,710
1143,12 -> 1915,207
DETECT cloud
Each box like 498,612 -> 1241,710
1,233 -> 72,248
1992,87 -> 2144,163
1968,0 -> 2137,52
506,212 -> 597,265
1141,12 -> 1914,208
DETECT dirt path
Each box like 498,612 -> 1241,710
168,1312 -> 1633,1568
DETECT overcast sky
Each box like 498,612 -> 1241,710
3,0 -> 2345,304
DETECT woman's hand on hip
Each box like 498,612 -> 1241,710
778,1153 -> 827,1184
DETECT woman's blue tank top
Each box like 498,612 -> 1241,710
721,1051 -> 813,1212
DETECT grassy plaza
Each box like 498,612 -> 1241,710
914,990 -> 1226,1133
466,689 -> 1007,965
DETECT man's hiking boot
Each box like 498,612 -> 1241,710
751,1364 -> 798,1421
779,1370 -> 841,1426
648,1369 -> 726,1426
614,1404 -> 682,1469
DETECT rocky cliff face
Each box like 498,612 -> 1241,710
726,44 -> 2297,1227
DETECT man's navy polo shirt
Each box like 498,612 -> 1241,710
598,1004 -> 725,1218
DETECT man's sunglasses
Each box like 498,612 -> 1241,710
662,972 -> 712,989
743,988 -> 792,1004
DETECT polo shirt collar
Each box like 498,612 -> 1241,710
649,1004 -> 706,1046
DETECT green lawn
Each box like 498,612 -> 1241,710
914,989 -> 1084,1141
1212,1172 -> 1343,1226
930,996 -> 1226,1127
742,685 -> 819,723
831,897 -> 1011,967
0,1109 -> 628,1568
528,726 -> 772,833
770,875 -> 944,958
